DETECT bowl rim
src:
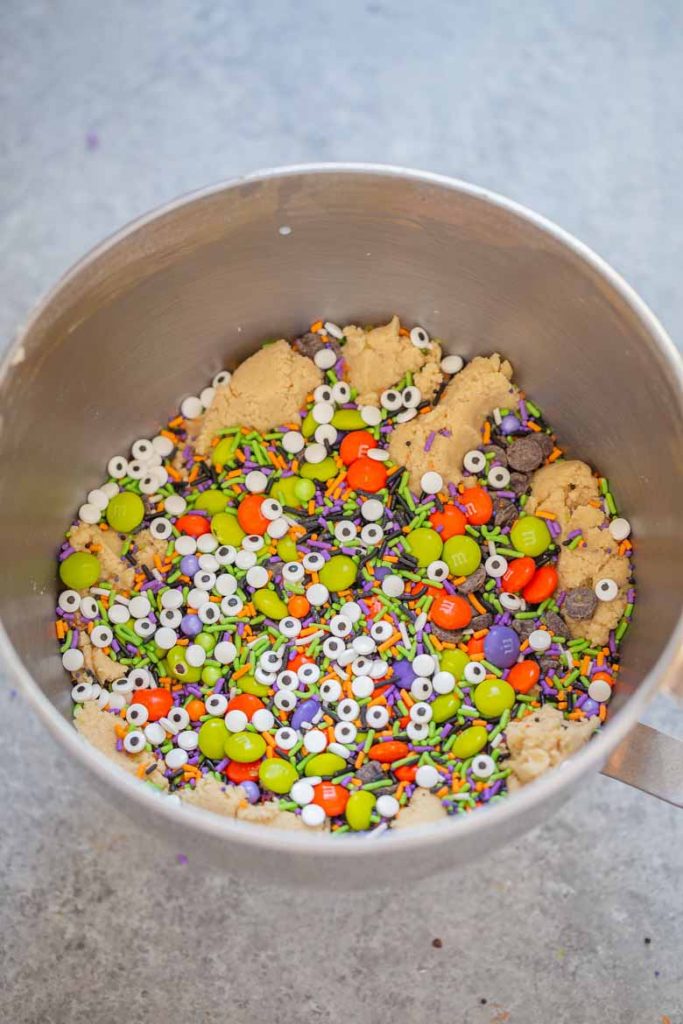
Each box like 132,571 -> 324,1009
2,161 -> 682,856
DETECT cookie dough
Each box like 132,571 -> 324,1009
526,460 -> 629,645
68,522 -> 135,591
74,703 -> 168,788
392,789 -> 448,829
342,315 -> 443,406
78,631 -> 124,684
180,775 -> 325,831
503,705 -> 598,789
195,340 -> 322,454
388,353 -> 517,491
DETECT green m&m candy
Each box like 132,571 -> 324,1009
201,664 -> 223,686
300,457 -> 338,482
59,551 -> 100,590
224,732 -> 267,763
431,692 -> 461,723
106,491 -> 145,533
211,437 -> 235,467
236,673 -> 270,697
510,515 -> 551,556
277,535 -> 298,562
405,527 -> 443,567
439,648 -> 469,680
211,512 -> 245,547
273,476 -> 305,509
295,478 -> 316,501
346,790 -> 376,831
166,645 -> 202,683
195,489 -> 229,514
259,758 -> 298,794
473,679 -> 516,718
198,718 -> 228,759
443,535 -> 482,577
451,725 -> 489,759
305,752 -> 346,777
319,554 -> 357,592
254,589 -> 289,620
331,409 -> 366,431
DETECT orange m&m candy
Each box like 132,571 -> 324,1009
312,782 -> 349,817
226,759 -> 262,783
175,513 -> 211,537
394,764 -> 418,783
522,565 -> 559,604
430,503 -> 467,539
340,430 -> 376,466
237,493 -> 270,535
507,660 -> 541,693
288,595 -> 310,618
133,687 -> 173,721
461,486 -> 493,525
501,556 -> 536,593
346,457 -> 387,493
429,593 -> 473,631
185,698 -> 206,721
288,652 -> 313,673
227,693 -> 265,717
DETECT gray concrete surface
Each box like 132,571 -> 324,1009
1,2 -> 682,1021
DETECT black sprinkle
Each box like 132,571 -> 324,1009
644,936 -> 651,945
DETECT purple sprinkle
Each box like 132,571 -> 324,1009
215,758 -> 230,772
176,853 -> 188,865
70,630 -> 80,649
424,431 -> 436,453
438,428 -> 452,438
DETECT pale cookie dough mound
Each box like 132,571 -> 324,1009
78,632 -> 124,684
237,800 -> 327,832
195,341 -> 321,454
392,788 -> 448,829
342,315 -> 442,406
132,528 -> 168,571
74,703 -> 168,788
526,460 -> 629,645
388,354 -> 517,492
68,522 -> 135,591
181,776 -> 326,831
504,705 -> 597,790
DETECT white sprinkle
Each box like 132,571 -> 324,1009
609,517 -> 631,541
245,470 -> 268,493
360,405 -> 382,426
420,471 -> 443,495
324,321 -> 344,339
78,502 -> 101,524
180,395 -> 203,419
440,354 -> 464,375
313,348 -> 337,370
282,430 -> 305,454
381,574 -> 404,598
62,648 -> 84,672
367,446 -> 390,461
304,443 -> 327,464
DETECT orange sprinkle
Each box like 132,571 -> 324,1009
468,593 -> 486,615
378,632 -> 402,653
548,447 -> 563,463
535,509 -> 557,520
232,664 -> 251,681
398,326 -> 410,337
355,751 -> 366,769
310,320 -> 323,332
526,421 -> 542,432
482,421 -> 491,444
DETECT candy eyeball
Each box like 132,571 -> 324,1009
401,385 -> 421,409
380,388 -> 403,411
410,326 -> 430,349
212,369 -> 231,387
463,450 -> 487,474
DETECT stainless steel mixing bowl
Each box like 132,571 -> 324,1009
1,165 -> 681,887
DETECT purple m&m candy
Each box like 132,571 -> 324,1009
180,613 -> 203,638
239,780 -> 261,804
291,697 -> 322,731
500,414 -> 521,434
180,554 -> 200,577
581,698 -> 601,718
483,626 -> 520,669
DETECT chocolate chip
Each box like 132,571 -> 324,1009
511,619 -> 535,640
356,761 -> 384,784
493,498 -> 517,528
432,938 -> 443,949
507,437 -> 545,472
564,587 -> 598,620
508,471 -> 531,496
470,613 -> 493,631
430,624 -> 468,644
539,655 -> 561,677
482,444 -> 507,466
294,333 -> 343,361
533,432 -> 555,458
543,610 -> 570,638
456,564 -> 487,594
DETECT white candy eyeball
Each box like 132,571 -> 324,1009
180,396 -> 204,419
312,401 -> 334,425
107,455 -> 129,480
315,424 -> 338,446
160,589 -> 183,610
351,675 -> 374,699
306,583 -> 329,607
360,523 -> 383,546
361,499 -> 383,522
282,561 -> 305,583
463,450 -> 487,474
464,661 -> 487,684
291,779 -> 315,805
471,754 -> 496,779
261,498 -> 282,521
174,535 -> 197,556
328,616 -> 353,645
168,706 -> 190,730
415,764 -> 440,788
337,698 -> 360,721
609,517 -> 631,541
215,574 -> 237,598
101,481 -> 120,500
351,656 -> 372,676
150,517 -> 173,540
246,566 -> 269,589
177,730 -> 199,751
319,678 -> 342,702
129,595 -> 151,619
221,595 -> 243,616
152,435 -> 175,458
213,369 -> 232,388
367,447 -> 389,461
123,730 -> 146,754
58,589 -> 81,613
281,430 -> 305,454
151,623 -> 174,646
488,466 -> 511,489
410,701 -> 433,724
302,729 -> 327,754
304,443 -> 326,465
260,650 -> 283,672
314,384 -> 334,403
298,663 -> 321,685
245,470 -> 268,493
432,670 -> 455,694
198,553 -> 219,573
125,459 -> 146,480
198,602 -> 221,625
441,354 -> 464,375
235,549 -> 257,570
108,603 -> 130,625
335,520 -> 358,543
357,406 -> 380,428
381,574 -> 405,598
500,592 -> 524,611
427,559 -> 449,582
335,647 -> 356,668
185,646 -> 206,670
279,616 -> 301,638
273,690 -> 298,712
421,472 -> 443,495
406,721 -> 429,742
225,709 -> 248,733
126,702 -> 149,726
62,648 -> 85,673
303,551 -> 325,572
412,654 -> 436,676
128,667 -> 153,690
131,439 -> 154,461
322,636 -> 346,660
323,321 -> 344,339
197,533 -> 218,553
254,668 -> 277,688
410,676 -> 433,700
595,578 -> 619,602
339,601 -> 362,623
529,629 -> 552,652
241,535 -> 264,554
380,388 -> 403,412
87,488 -> 109,511
165,494 -> 187,517
485,554 -> 508,578
214,545 -> 237,567
370,620 -> 394,643
205,694 -> 228,716
213,641 -> 237,664
193,570 -> 216,592
352,636 -> 376,656
334,721 -> 357,745
314,347 -> 337,370
401,385 -> 422,408
267,517 -> 289,539
396,408 -> 417,423
79,596 -> 99,620
332,381 -> 351,403
369,659 -> 388,679
302,803 -> 326,827
71,681 -> 92,702
377,794 -> 400,818
78,503 -> 101,525
251,708 -> 276,732
276,670 -> 299,692
410,326 -> 430,349
90,625 -> 113,648
365,704 -> 389,729
139,472 -> 160,496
